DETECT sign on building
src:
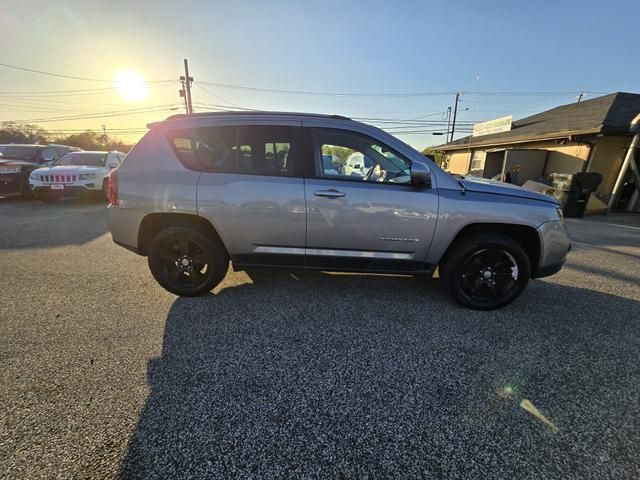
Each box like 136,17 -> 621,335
473,115 -> 512,137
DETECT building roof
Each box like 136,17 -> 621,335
438,92 -> 640,151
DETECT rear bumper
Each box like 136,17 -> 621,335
108,205 -> 146,255
534,220 -> 571,278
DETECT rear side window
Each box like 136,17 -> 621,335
167,125 -> 297,177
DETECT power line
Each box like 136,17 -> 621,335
192,102 -> 257,111
3,105 -> 179,123
198,81 -> 457,97
0,86 -> 119,95
0,62 -> 112,82
0,62 -> 173,83
0,62 -> 612,102
198,79 -> 608,98
352,117 -> 477,126
194,82 -> 239,107
0,100 -> 82,113
0,96 -> 152,107
391,129 -> 472,135
0,81 -> 177,98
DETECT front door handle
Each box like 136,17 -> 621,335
314,189 -> 345,199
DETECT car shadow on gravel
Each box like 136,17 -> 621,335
0,196 -> 107,250
120,272 -> 640,479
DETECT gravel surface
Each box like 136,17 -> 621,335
1,199 -> 639,479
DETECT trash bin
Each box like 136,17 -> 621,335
550,172 -> 603,218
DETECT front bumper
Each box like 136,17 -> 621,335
0,172 -> 23,196
534,220 -> 571,278
30,182 -> 99,196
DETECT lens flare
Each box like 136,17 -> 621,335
114,71 -> 148,101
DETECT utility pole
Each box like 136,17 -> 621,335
577,92 -> 584,103
445,107 -> 452,142
179,77 -> 188,113
180,59 -> 194,114
449,92 -> 460,143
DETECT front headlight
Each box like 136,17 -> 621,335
79,173 -> 97,180
556,207 -> 565,225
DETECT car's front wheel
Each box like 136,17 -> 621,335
147,226 -> 229,296
440,233 -> 531,310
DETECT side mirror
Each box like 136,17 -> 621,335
410,162 -> 431,187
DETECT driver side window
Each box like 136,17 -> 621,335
313,129 -> 412,184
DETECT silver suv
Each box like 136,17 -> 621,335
108,112 -> 570,309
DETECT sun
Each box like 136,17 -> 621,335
114,70 -> 148,101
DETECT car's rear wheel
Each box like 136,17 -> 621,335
440,233 -> 531,310
148,226 -> 229,296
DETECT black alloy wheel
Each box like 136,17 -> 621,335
441,233 -> 531,310
148,226 -> 228,296
459,248 -> 519,305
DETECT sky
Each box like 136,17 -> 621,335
1,0 -> 639,149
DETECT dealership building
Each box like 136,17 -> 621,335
437,92 -> 640,214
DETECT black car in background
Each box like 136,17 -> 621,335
0,144 -> 81,198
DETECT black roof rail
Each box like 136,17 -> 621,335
161,111 -> 353,122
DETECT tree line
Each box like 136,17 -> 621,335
0,121 -> 445,164
0,122 -> 134,152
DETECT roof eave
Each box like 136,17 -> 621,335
436,127 -> 604,151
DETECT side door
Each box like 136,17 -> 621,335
303,127 -> 438,273
192,123 -> 307,267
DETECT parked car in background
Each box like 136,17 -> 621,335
29,151 -> 124,203
108,111 -> 571,310
343,151 -> 374,177
0,144 -> 81,198
322,154 -> 340,175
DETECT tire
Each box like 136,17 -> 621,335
19,172 -> 35,200
147,226 -> 229,296
440,233 -> 531,310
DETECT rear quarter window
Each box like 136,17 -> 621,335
166,125 -> 298,177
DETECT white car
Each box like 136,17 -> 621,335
343,151 -> 374,177
29,151 -> 124,203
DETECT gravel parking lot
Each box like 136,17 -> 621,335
1,198 -> 639,479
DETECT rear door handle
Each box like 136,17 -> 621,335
314,189 -> 345,198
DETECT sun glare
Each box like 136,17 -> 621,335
114,71 -> 148,101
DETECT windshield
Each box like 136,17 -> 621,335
54,152 -> 107,167
0,145 -> 39,161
